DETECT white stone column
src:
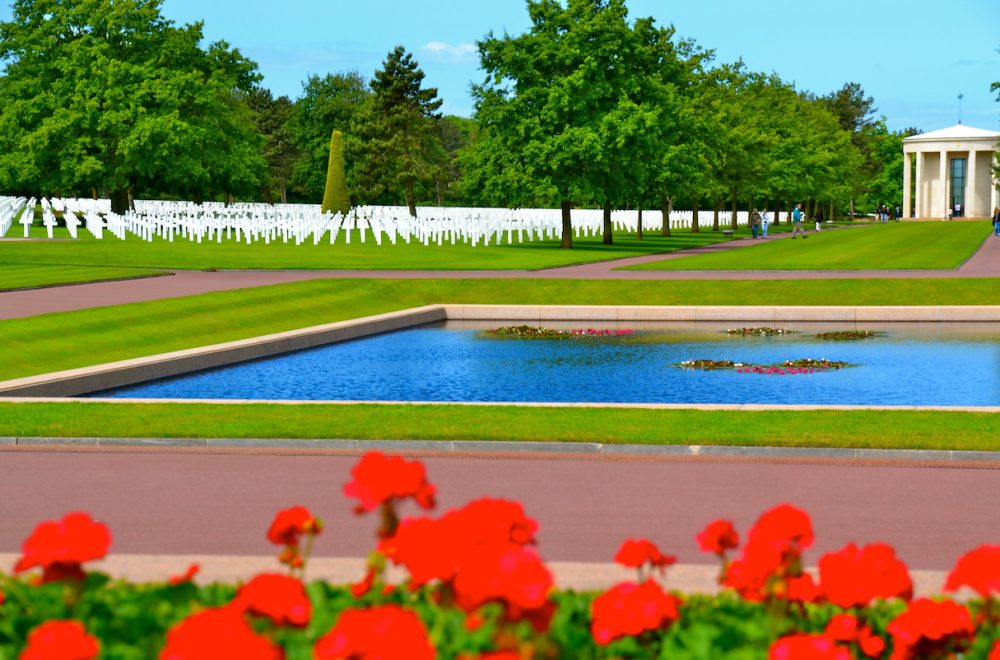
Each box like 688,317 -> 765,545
902,151 -> 912,219
966,150 -> 977,217
915,151 -> 923,217
939,150 -> 948,218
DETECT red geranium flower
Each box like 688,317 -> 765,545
749,504 -> 813,551
343,451 -> 436,513
825,614 -> 886,659
235,573 -> 311,628
886,598 -> 974,660
14,512 -> 111,584
453,544 -> 554,616
696,519 -> 739,555
457,653 -> 520,660
769,634 -> 850,660
990,640 -> 1000,660
944,544 -> 1000,597
590,579 -> 681,645
614,538 -> 677,572
160,606 -> 283,660
267,506 -> 322,546
20,620 -> 100,660
379,498 -> 539,589
819,542 -> 913,607
313,605 -> 434,660
169,563 -> 200,585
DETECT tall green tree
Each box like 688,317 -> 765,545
0,0 -> 264,211
476,0 -> 663,247
288,72 -> 369,202
353,46 -> 446,216
821,82 -> 878,216
246,87 -> 298,203
321,130 -> 351,215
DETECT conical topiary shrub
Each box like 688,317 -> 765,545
321,129 -> 351,215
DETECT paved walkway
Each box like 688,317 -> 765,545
1,448 -> 994,590
2,228 -> 998,320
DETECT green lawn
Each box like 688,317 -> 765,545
1,223 -> 738,271
0,263 -> 166,291
629,221 -> 991,270
2,277 -> 1000,382
1,402 -> 997,451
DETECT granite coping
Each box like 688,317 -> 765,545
2,437 -> 998,464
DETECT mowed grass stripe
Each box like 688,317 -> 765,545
3,278 -> 1000,381
631,221 -> 991,270
1,402 -> 998,451
0,263 -> 164,291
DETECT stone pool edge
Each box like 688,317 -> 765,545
3,303 -> 1000,398
1,435 -> 998,464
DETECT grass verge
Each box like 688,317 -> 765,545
3,277 -> 1000,381
0,263 -> 167,291
1,402 -> 998,451
629,221 -> 991,270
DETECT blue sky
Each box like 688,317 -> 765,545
3,0 -> 999,132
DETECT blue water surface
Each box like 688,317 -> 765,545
95,324 -> 1000,406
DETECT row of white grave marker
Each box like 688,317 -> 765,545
1,198 -> 794,246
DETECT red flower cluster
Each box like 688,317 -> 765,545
20,620 -> 100,660
343,451 -> 436,514
721,504 -> 818,602
696,519 -> 739,555
591,579 -> 681,645
160,606 -> 283,660
944,544 -> 1000,597
825,614 -> 886,658
769,633 -> 850,660
14,512 -> 111,584
235,573 -> 312,628
818,542 -> 913,607
885,598 -> 974,659
614,538 -> 677,575
313,605 -> 434,660
266,505 -> 322,570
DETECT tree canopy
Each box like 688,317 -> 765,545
0,0 -> 265,211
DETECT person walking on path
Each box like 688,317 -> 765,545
791,204 -> 806,238
761,210 -> 770,238
814,207 -> 824,232
750,208 -> 761,239
993,207 -> 1000,237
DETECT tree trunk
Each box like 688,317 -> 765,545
636,205 -> 643,240
560,200 -> 573,249
690,195 -> 699,233
829,201 -> 835,222
849,194 -> 855,220
602,198 -> 613,245
660,194 -> 672,237
110,187 -> 130,215
435,180 -> 442,207
712,199 -> 721,231
730,187 -> 738,230
405,179 -> 417,218
280,184 -> 287,205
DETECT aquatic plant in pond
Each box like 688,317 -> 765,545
815,330 -> 887,340
484,325 -> 634,339
678,358 -> 853,374
726,326 -> 794,336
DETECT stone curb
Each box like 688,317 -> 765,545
5,436 -> 999,463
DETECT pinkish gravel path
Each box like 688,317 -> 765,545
1,448 -> 997,570
2,229 -> 998,320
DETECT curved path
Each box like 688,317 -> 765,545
2,230 -> 998,320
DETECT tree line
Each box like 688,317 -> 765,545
0,0 -> 916,228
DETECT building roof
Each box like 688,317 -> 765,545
903,123 -> 1000,142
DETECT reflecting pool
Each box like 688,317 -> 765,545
94,321 -> 1000,406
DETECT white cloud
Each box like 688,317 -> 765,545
421,41 -> 477,64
